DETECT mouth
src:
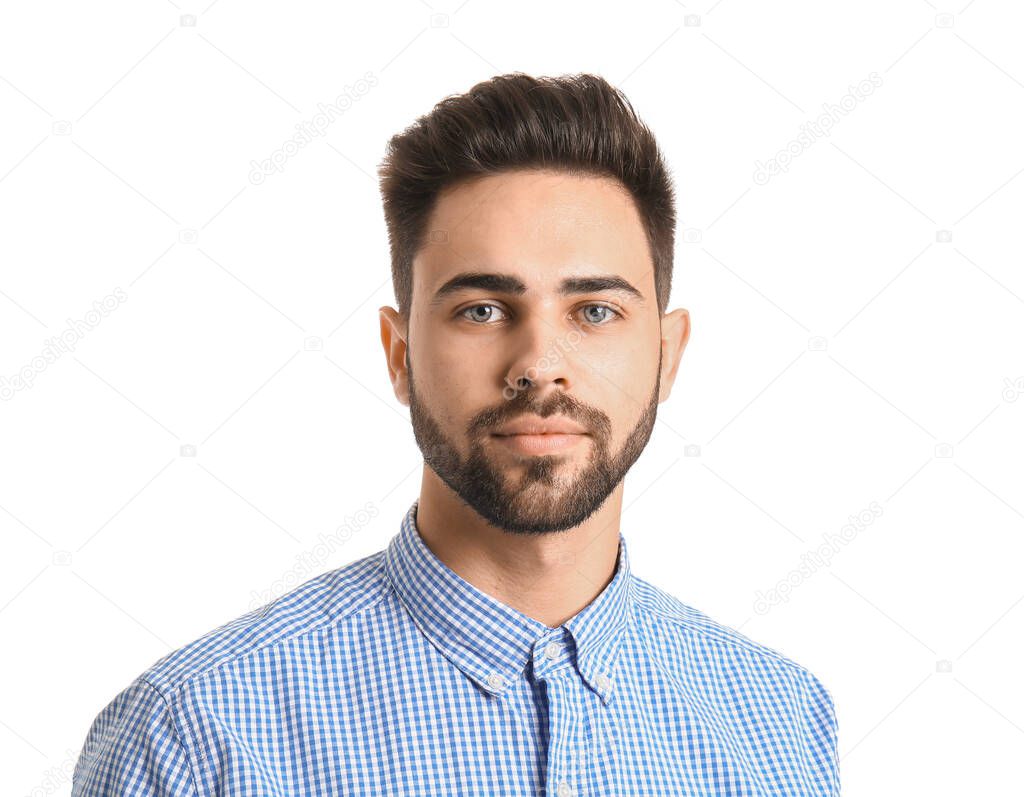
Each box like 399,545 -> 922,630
491,415 -> 588,436
490,431 -> 588,456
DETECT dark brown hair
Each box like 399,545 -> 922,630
377,72 -> 676,318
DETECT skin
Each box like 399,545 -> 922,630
379,168 -> 690,628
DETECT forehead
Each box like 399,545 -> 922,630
414,169 -> 653,297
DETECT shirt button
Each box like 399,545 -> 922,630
543,642 -> 562,660
485,673 -> 506,690
595,672 -> 611,690
556,780 -> 574,797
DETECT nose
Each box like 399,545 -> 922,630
503,313 -> 575,401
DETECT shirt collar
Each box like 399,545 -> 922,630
384,499 -> 633,705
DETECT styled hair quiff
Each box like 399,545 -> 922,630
377,72 -> 676,317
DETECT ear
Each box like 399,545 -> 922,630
657,308 -> 691,404
379,306 -> 410,406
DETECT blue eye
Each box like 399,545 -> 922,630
581,305 -> 617,325
461,304 -> 508,323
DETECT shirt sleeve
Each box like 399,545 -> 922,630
799,668 -> 840,796
72,677 -> 198,796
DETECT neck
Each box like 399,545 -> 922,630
414,469 -> 624,628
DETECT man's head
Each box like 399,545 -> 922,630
378,73 -> 690,535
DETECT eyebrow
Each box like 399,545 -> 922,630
430,271 -> 646,306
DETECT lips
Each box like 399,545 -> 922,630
491,415 -> 588,436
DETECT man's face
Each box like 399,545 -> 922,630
396,169 -> 676,535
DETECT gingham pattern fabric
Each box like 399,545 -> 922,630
73,499 -> 840,796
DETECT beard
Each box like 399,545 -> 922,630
406,348 -> 662,535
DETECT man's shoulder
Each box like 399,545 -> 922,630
629,573 -> 832,697
627,576 -> 840,793
139,548 -> 391,699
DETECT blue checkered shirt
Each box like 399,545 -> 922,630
73,500 -> 839,795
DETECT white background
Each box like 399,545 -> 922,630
2,0 -> 1023,793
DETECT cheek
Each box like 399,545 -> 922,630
412,347 -> 489,427
588,322 -> 661,380
420,326 -> 505,390
436,348 -> 493,397
576,340 -> 639,388
579,344 -> 658,429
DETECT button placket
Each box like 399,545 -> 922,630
542,670 -> 581,797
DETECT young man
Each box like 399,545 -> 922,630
74,73 -> 839,796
